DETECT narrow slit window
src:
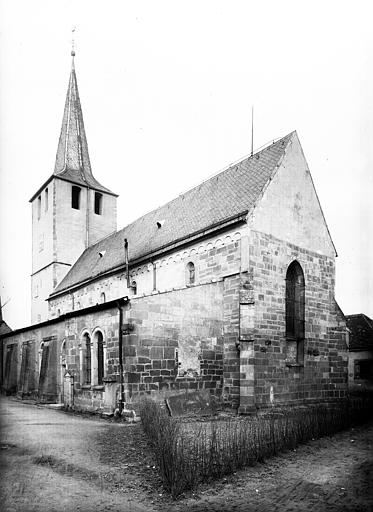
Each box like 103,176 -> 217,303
186,262 -> 195,285
94,192 -> 103,215
71,186 -> 81,210
97,332 -> 104,385
37,196 -> 41,220
131,281 -> 137,295
45,188 -> 49,212
84,333 -> 91,385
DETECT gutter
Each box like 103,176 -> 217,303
0,296 -> 129,339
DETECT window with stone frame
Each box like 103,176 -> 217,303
186,262 -> 196,285
96,331 -> 104,385
130,281 -> 137,295
285,261 -> 305,364
81,332 -> 91,385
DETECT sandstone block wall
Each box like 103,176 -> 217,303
123,283 -> 225,405
49,228 -> 243,317
240,229 -> 347,410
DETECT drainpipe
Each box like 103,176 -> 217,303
124,238 -> 130,288
117,299 -> 124,414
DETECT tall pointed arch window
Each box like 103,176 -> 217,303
285,261 -> 305,364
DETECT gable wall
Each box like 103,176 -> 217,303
251,134 -> 335,258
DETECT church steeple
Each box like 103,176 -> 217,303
53,51 -> 114,195
29,48 -> 118,324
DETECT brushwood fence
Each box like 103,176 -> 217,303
140,392 -> 373,498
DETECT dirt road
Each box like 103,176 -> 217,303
1,397 -> 372,512
0,398 -> 160,512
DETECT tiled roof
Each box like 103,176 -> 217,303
346,314 -> 373,351
51,132 -> 295,296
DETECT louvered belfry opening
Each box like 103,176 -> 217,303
286,261 -> 305,363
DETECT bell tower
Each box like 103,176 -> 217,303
30,50 -> 118,323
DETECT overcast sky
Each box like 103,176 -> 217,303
1,0 -> 372,329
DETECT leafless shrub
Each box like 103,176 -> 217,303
140,392 -> 373,498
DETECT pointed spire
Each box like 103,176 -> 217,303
53,50 -> 94,184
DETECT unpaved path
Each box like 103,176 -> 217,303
0,398 -> 160,511
1,397 -> 372,511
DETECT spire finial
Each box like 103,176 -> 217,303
71,26 -> 76,57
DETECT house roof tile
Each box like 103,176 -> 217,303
346,314 -> 373,351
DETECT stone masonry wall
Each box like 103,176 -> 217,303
49,228 -> 243,318
61,308 -> 120,412
123,282 -> 225,406
243,229 -> 347,409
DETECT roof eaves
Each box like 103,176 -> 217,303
0,297 -> 129,339
55,175 -> 119,197
49,210 -> 249,299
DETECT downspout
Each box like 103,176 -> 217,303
117,300 -> 124,414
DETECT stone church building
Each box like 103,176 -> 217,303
0,54 -> 347,413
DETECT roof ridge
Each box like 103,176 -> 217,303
176,131 -> 296,198
116,131 -> 296,236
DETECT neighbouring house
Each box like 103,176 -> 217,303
0,51 -> 348,413
346,314 -> 373,388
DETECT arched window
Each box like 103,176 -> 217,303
131,281 -> 137,295
61,340 -> 67,369
96,331 -> 104,385
91,330 -> 105,386
83,333 -> 91,384
186,262 -> 195,285
285,261 -> 305,363
100,292 -> 106,303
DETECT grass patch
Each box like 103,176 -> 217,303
140,392 -> 373,498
